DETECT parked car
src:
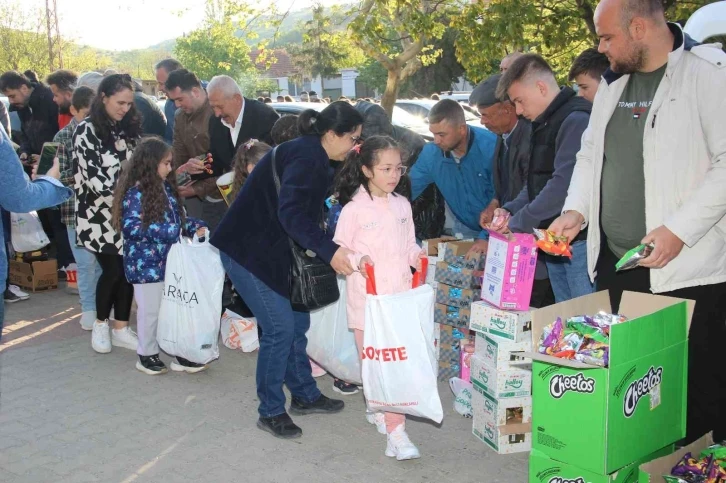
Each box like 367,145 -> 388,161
395,99 -> 482,128
272,102 -> 434,140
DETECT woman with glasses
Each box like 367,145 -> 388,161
74,74 -> 141,354
211,101 -> 364,439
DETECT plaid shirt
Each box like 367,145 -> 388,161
54,118 -> 78,228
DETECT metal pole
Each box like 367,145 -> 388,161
46,0 -> 54,72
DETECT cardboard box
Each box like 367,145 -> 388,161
438,359 -> 460,382
439,344 -> 460,365
471,354 -> 532,399
8,259 -> 58,292
439,324 -> 472,345
472,383 -> 532,426
436,283 -> 482,309
525,291 -> 692,475
435,303 -> 471,329
472,415 -> 532,454
425,257 -> 439,286
475,332 -> 532,371
442,240 -> 486,271
529,445 -> 674,483
638,432 -> 713,483
470,300 -> 533,342
434,262 -> 482,289
423,236 -> 458,260
481,232 -> 538,311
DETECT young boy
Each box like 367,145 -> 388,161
568,48 -> 610,103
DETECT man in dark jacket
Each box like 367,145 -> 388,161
206,75 -> 279,175
489,54 -> 594,304
0,71 -> 59,163
133,83 -> 166,138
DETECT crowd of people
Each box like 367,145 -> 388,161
0,0 -> 724,459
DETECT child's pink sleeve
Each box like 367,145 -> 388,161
405,202 -> 425,267
333,204 -> 366,269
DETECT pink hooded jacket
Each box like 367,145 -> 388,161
333,186 -> 424,330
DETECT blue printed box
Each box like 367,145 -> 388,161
435,303 -> 471,329
436,283 -> 482,309
434,262 -> 482,289
442,241 -> 486,271
438,360 -> 460,382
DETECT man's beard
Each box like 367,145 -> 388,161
59,101 -> 71,115
610,42 -> 648,74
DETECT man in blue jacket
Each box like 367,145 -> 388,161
409,99 -> 497,254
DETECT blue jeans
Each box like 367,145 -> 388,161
67,228 -> 102,314
0,297 -> 4,341
220,253 -> 321,418
545,240 -> 596,303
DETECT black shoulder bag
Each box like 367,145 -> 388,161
271,146 -> 340,312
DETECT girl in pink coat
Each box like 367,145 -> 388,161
333,135 -> 425,461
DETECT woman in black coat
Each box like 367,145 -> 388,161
211,101 -> 363,439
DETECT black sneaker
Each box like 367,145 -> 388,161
3,289 -> 21,304
57,269 -> 67,281
136,355 -> 168,375
257,412 -> 302,439
289,394 -> 344,415
171,356 -> 208,374
332,378 -> 360,396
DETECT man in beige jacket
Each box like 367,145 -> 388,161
550,0 -> 726,444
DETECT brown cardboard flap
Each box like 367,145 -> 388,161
639,432 -> 713,482
516,351 -> 599,369
620,291 -> 694,332
424,237 -> 457,256
447,240 -> 476,255
498,422 -> 532,435
529,291 -> 611,347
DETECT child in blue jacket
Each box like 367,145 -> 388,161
112,137 -> 207,375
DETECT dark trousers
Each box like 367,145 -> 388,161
597,244 -> 726,443
95,253 -> 133,322
220,253 -> 320,418
530,277 -> 556,308
39,209 -> 74,268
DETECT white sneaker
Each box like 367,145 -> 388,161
385,424 -> 420,461
92,320 -> 112,354
366,411 -> 387,435
8,285 -> 29,300
111,326 -> 139,351
80,311 -> 96,331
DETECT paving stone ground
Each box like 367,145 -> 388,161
0,289 -> 528,482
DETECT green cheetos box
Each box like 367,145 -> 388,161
529,444 -> 673,483
524,292 -> 692,475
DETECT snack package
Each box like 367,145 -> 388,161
537,313 -> 626,367
615,243 -> 654,271
489,211 -> 511,230
668,451 -> 726,483
196,153 -> 214,174
533,229 -> 572,258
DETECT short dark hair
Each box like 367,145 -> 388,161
164,69 -> 201,92
568,48 -> 610,82
622,0 -> 665,29
46,70 -> 78,92
298,101 -> 363,138
430,93 -> 440,100
23,70 -> 39,83
0,71 -> 31,91
263,97 -> 273,103
271,115 -> 300,145
284,95 -> 293,102
154,58 -> 183,73
496,54 -> 556,101
428,99 -> 466,126
276,95 -> 285,101
71,86 -> 95,111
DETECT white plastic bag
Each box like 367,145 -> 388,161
449,377 -> 473,418
157,232 -> 225,364
306,277 -> 361,385
220,309 -> 259,352
362,284 -> 443,423
10,211 -> 50,252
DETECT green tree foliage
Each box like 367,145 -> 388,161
454,0 -> 714,84
174,0 -> 255,81
0,2 -> 49,77
348,0 -> 453,117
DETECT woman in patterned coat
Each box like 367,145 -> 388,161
73,74 -> 141,354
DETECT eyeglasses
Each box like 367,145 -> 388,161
375,166 -> 408,176
350,135 -> 361,143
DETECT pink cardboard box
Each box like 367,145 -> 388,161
481,232 -> 538,311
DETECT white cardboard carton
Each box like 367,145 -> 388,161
475,332 -> 531,371
470,354 -> 531,399
471,383 -> 532,426
470,301 -> 532,343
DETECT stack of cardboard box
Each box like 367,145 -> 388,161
468,232 -> 539,454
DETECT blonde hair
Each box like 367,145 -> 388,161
230,139 -> 272,200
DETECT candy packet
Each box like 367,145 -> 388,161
616,243 -> 654,271
533,229 -> 572,257
489,211 -> 511,230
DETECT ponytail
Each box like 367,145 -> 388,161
298,109 -> 321,136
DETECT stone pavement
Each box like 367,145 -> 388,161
0,289 -> 528,483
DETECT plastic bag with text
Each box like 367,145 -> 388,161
220,309 -> 259,352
